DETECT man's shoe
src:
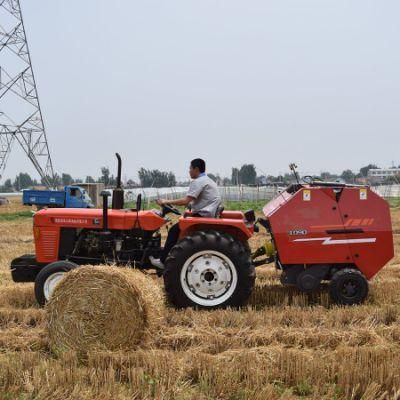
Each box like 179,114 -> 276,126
149,256 -> 164,270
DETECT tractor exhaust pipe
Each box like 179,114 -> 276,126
115,153 -> 122,189
112,153 -> 124,210
101,191 -> 111,231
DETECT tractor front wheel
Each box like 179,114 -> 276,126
164,230 -> 255,309
34,261 -> 78,306
329,268 -> 369,306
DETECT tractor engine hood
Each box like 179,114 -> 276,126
33,208 -> 165,232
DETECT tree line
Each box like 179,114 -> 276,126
0,163 -> 398,192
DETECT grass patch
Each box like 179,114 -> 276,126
223,200 -> 267,211
292,382 -> 313,397
388,198 -> 400,208
0,211 -> 33,221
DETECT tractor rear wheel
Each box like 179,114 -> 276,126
164,230 -> 255,309
34,261 -> 78,306
329,268 -> 368,306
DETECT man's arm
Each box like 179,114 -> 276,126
156,196 -> 194,207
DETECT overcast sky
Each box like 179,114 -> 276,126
2,0 -> 400,182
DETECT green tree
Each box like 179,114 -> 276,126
341,169 -> 355,183
14,172 -> 33,190
231,168 -> 240,185
100,167 -> 111,186
239,164 -> 257,185
222,177 -> 231,186
85,176 -> 95,183
138,168 -> 177,188
0,179 -> 13,192
256,175 -> 267,185
40,174 -> 61,187
359,164 -> 378,177
231,164 -> 257,185
166,171 -> 176,187
320,171 -> 340,181
267,175 -> 279,184
61,173 -> 73,186
282,173 -> 295,184
109,175 -> 117,186
138,168 -> 152,187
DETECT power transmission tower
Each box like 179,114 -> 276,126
0,0 -> 55,187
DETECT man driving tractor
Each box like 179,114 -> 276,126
149,158 -> 221,269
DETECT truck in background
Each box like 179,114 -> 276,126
23,186 -> 94,209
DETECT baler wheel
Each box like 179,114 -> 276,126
34,261 -> 78,306
164,230 -> 255,309
329,268 -> 368,306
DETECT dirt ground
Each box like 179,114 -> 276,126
0,198 -> 399,399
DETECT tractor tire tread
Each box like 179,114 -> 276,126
163,230 -> 255,309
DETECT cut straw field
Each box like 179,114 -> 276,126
0,198 -> 400,399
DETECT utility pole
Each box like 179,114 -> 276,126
0,0 -> 55,187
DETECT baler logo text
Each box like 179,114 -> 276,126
288,229 -> 308,236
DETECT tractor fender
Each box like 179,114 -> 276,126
178,219 -> 252,244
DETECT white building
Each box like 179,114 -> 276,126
368,168 -> 400,183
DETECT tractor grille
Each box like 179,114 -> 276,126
40,230 -> 58,260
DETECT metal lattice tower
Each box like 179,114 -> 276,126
0,0 -> 55,187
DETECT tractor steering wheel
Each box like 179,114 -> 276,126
161,203 -> 182,217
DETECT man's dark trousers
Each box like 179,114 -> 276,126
160,223 -> 180,263
161,215 -> 202,263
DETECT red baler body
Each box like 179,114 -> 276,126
264,186 -> 394,279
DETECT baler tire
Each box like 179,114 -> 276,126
163,230 -> 255,309
34,261 -> 78,306
329,268 -> 369,306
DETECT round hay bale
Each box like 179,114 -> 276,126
46,266 -> 165,353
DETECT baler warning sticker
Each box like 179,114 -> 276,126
360,188 -> 368,200
303,190 -> 311,201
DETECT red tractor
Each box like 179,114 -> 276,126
10,155 -> 394,308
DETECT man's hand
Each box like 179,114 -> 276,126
157,196 -> 194,207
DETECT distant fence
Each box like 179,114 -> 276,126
1,186 -> 280,205
371,184 -> 400,198
218,186 -> 280,202
124,185 -> 280,205
125,184 -> 400,206
2,183 -> 398,206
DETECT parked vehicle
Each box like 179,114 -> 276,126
23,186 -> 94,209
